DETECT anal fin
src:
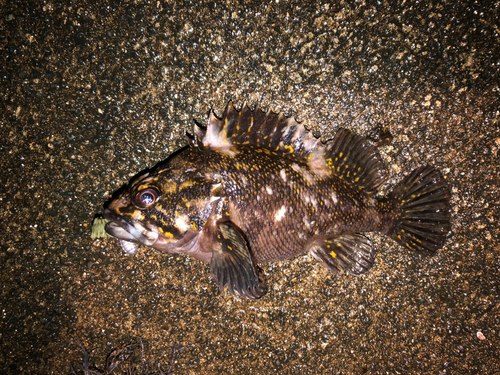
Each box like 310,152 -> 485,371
210,222 -> 267,299
308,234 -> 375,275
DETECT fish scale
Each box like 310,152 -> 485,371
210,148 -> 375,263
103,102 -> 451,299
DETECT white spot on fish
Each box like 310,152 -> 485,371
174,213 -> 191,232
266,186 -> 273,195
274,205 -> 287,222
301,192 -> 318,209
302,216 -> 311,229
331,191 -> 338,205
280,169 -> 287,182
291,163 -> 316,183
311,196 -> 318,208
364,197 -> 377,207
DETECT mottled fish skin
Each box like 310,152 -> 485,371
103,102 -> 451,299
181,146 -> 386,264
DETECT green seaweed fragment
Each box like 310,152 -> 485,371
91,217 -> 112,239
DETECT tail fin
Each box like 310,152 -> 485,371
388,166 -> 451,254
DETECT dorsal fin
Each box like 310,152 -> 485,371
322,128 -> 385,194
189,101 -> 385,193
190,101 -> 321,159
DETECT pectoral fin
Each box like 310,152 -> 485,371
308,234 -> 375,275
210,222 -> 267,299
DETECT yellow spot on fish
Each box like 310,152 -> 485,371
331,251 -> 337,258
179,180 -> 195,191
163,231 -> 174,238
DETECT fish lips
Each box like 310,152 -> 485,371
103,209 -> 158,253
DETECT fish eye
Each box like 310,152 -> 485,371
135,188 -> 159,208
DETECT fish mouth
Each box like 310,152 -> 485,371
103,209 -> 158,254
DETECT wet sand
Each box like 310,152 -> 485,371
1,1 -> 499,373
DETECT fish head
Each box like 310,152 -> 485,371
103,167 -> 208,258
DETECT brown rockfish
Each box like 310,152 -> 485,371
103,102 -> 451,299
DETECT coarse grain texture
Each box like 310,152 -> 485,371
0,0 -> 499,374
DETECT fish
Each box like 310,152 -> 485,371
103,102 -> 451,299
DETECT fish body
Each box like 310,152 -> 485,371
104,102 -> 451,299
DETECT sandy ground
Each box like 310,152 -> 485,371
1,1 -> 499,374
